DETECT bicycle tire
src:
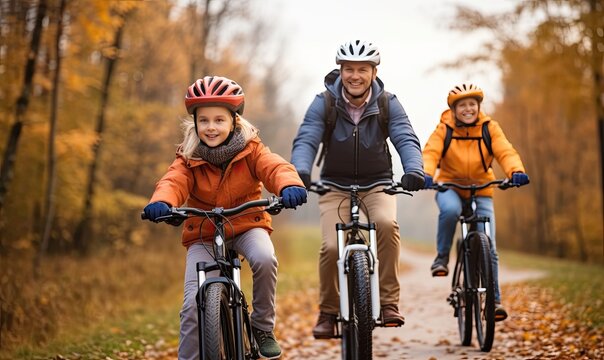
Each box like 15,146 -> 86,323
470,232 -> 495,352
203,283 -> 236,360
351,251 -> 373,359
452,238 -> 473,346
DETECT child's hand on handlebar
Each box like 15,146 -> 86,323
280,186 -> 308,209
423,175 -> 433,189
143,201 -> 170,221
511,172 -> 530,186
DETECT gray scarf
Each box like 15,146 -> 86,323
193,128 -> 246,168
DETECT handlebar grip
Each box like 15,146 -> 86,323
141,211 -> 148,220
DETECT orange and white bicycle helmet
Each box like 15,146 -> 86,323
335,40 -> 381,66
447,83 -> 484,107
185,76 -> 245,115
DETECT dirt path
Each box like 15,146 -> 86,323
281,248 -> 545,360
372,248 -> 545,359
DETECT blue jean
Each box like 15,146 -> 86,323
435,189 -> 501,303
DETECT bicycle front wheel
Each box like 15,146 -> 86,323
203,283 -> 236,360
470,232 -> 495,352
452,239 -> 473,346
342,250 -> 373,360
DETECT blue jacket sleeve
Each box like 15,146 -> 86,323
290,94 -> 326,176
387,94 -> 424,175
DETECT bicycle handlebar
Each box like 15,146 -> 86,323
309,179 -> 412,197
141,196 -> 284,223
428,178 -> 522,192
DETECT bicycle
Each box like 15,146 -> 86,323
429,178 -> 522,352
309,179 -> 411,360
142,196 -> 284,360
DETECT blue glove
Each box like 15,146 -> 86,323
511,172 -> 530,186
144,201 -> 170,221
424,175 -> 433,189
281,186 -> 308,209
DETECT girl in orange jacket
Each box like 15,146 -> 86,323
143,76 -> 306,359
422,83 -> 529,321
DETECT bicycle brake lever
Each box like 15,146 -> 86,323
498,179 -> 513,190
267,196 -> 283,215
310,182 -> 330,195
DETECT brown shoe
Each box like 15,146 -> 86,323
495,303 -> 508,322
381,304 -> 405,327
312,312 -> 338,339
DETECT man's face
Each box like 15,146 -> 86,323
340,61 -> 377,99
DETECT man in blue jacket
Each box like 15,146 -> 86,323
291,40 -> 425,339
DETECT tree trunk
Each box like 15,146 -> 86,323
589,0 -> 604,223
36,0 -> 67,269
0,0 -> 47,216
73,14 -> 127,254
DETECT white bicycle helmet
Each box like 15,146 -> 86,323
335,40 -> 380,66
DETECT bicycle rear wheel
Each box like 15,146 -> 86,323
451,239 -> 472,346
203,283 -> 236,359
470,233 -> 495,352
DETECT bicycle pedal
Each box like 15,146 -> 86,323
383,322 -> 404,328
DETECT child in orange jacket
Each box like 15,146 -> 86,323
422,83 -> 529,321
143,76 -> 306,359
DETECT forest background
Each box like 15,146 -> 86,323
0,0 -> 602,355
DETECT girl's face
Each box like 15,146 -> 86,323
454,97 -> 480,125
195,106 -> 234,147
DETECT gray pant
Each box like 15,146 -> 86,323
178,228 -> 278,360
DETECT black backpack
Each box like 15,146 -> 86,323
316,90 -> 390,166
441,121 -> 493,172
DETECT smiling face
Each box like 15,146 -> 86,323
453,97 -> 480,125
340,61 -> 377,105
195,106 -> 234,147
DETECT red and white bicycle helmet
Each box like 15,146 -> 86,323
185,76 -> 245,115
447,83 -> 484,107
335,40 -> 380,66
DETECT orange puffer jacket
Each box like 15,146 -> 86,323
422,109 -> 525,198
150,137 -> 304,247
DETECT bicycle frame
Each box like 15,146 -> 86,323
431,178 -> 519,352
336,188 -> 380,322
197,212 -> 250,360
312,180 -> 411,325
143,197 -> 283,360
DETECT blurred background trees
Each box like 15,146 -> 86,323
0,0 -> 602,352
0,0 -> 294,257
448,0 -> 603,262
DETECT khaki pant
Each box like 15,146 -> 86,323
318,187 -> 401,314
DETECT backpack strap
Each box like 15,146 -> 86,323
482,121 -> 493,156
316,91 -> 337,166
442,124 -> 454,159
377,91 -> 390,138
439,121 -> 493,172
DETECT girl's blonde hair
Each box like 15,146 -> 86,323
178,114 -> 259,160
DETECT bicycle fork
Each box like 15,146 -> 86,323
196,240 -> 251,360
336,223 -> 380,322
